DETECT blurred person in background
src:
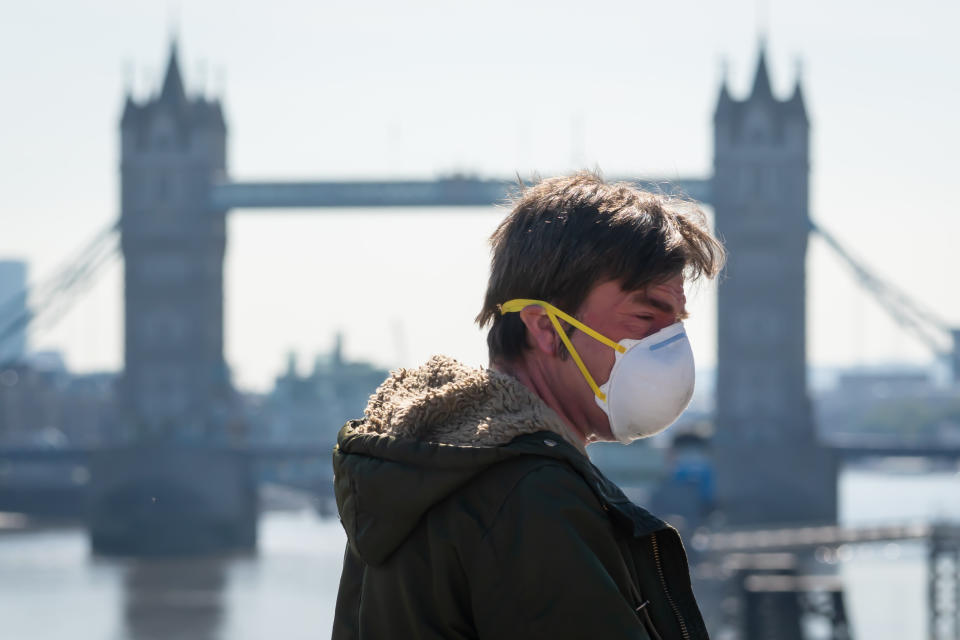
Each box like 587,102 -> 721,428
332,172 -> 725,639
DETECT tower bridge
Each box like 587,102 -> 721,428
2,42 -> 958,558
208,176 -> 714,210
114,40 -> 836,548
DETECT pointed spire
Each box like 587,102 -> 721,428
714,73 -> 735,123
749,43 -> 774,101
332,332 -> 343,367
121,95 -> 141,128
786,68 -> 809,122
285,351 -> 297,377
159,40 -> 186,104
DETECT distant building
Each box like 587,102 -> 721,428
0,260 -> 28,364
258,334 -> 388,446
816,369 -> 960,444
0,357 -> 118,447
237,336 -> 387,502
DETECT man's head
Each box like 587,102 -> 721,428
476,172 -> 725,443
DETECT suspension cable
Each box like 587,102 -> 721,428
810,219 -> 951,356
0,220 -> 120,364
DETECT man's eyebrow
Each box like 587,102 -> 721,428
629,291 -> 689,319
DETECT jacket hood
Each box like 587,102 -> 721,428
332,355 -> 582,564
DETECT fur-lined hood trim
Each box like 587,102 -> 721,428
353,354 -> 581,450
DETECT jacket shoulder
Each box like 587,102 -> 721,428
443,450 -> 604,538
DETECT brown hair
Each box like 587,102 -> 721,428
476,171 -> 725,363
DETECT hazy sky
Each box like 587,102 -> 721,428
1,0 -> 958,391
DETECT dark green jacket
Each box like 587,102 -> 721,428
332,422 -> 708,639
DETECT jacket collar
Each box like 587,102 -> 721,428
504,433 -> 671,538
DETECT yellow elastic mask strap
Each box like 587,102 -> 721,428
498,298 -> 626,401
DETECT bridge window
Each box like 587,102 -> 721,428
738,166 -> 764,199
141,308 -> 188,347
151,115 -> 176,151
732,250 -> 782,285
139,253 -> 190,283
732,365 -> 786,425
764,166 -> 779,198
736,307 -> 783,344
743,108 -> 771,147
156,172 -> 174,202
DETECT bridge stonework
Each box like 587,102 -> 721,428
119,44 -> 231,437
711,49 -> 837,526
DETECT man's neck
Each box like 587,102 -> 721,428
491,358 -> 590,454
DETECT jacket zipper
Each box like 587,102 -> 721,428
650,532 -> 691,640
618,537 -> 664,640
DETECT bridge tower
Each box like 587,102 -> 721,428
711,47 -> 837,525
119,43 -> 231,438
96,44 -> 254,554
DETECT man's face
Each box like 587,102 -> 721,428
556,274 -> 687,441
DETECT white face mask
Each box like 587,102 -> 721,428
498,299 -> 695,443
595,321 -> 695,442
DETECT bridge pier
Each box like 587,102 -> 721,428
88,448 -> 257,555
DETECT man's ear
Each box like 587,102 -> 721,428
518,306 -> 559,356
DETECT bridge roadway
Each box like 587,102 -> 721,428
3,432 -> 959,464
0,445 -> 333,463
209,176 -> 713,209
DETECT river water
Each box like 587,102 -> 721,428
1,468 -> 958,639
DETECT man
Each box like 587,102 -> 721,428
332,172 -> 725,639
